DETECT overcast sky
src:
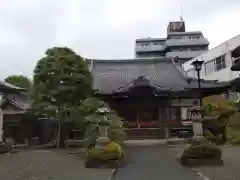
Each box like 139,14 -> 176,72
0,0 -> 240,79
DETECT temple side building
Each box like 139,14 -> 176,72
184,34 -> 240,101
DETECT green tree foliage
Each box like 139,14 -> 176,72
5,75 -> 32,89
203,95 -> 238,125
30,47 -> 92,147
80,97 -> 125,146
226,112 -> 240,144
203,95 -> 239,144
30,47 -> 92,119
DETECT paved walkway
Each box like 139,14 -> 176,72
169,144 -> 240,180
115,146 -> 202,180
0,149 -> 113,180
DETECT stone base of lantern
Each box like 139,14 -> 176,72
192,121 -> 204,140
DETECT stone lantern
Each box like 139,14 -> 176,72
95,107 -> 111,148
189,106 -> 204,139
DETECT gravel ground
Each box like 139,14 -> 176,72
0,149 -> 113,180
169,144 -> 240,180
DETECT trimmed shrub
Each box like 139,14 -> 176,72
204,131 -> 225,145
226,126 -> 240,144
107,128 -> 126,145
180,144 -> 222,165
226,112 -> 240,144
106,141 -> 123,159
85,141 -> 123,168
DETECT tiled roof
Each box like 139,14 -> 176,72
88,57 -> 229,94
3,94 -> 30,110
0,80 -> 24,90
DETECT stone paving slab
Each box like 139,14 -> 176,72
0,149 -> 113,180
115,146 -> 202,180
168,144 -> 240,180
196,146 -> 240,180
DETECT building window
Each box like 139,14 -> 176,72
175,36 -> 182,40
215,54 -> 226,71
171,107 -> 181,121
204,60 -> 215,75
140,43 -> 149,48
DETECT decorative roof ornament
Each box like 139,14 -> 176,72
180,1 -> 184,22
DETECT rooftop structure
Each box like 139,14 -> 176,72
135,21 -> 209,64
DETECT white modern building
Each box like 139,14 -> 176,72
135,20 -> 209,64
183,34 -> 240,101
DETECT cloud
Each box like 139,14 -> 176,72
0,0 -> 239,79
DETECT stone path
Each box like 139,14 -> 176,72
115,146 -> 202,180
196,146 -> 240,180
0,149 -> 113,180
169,144 -> 240,180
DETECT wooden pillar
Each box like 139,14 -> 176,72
158,107 -> 162,128
165,96 -> 172,139
136,106 -> 140,128
179,98 -> 182,125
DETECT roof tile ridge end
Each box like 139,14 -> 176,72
171,58 -> 189,82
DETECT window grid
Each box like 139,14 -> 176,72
215,54 -> 226,71
204,54 -> 227,75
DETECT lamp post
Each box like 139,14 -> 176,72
191,60 -> 204,109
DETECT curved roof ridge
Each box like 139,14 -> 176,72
171,58 -> 189,86
115,76 -> 171,93
86,57 -> 173,63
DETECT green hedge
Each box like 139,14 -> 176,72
204,131 -> 225,145
180,144 -> 222,165
85,148 -> 119,162
226,126 -> 240,144
85,141 -> 124,166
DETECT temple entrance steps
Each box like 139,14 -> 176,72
125,128 -> 165,140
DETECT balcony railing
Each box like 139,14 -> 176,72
166,38 -> 209,46
166,50 -> 205,59
135,44 -> 166,52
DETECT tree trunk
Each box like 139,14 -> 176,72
56,123 -> 67,148
56,123 -> 61,148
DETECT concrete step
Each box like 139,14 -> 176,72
125,128 -> 165,140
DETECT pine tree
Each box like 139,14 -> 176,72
31,47 -> 92,147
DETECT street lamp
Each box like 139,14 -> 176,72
191,60 -> 204,108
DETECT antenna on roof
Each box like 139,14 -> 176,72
180,2 -> 184,21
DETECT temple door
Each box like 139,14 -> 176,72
137,106 -> 159,128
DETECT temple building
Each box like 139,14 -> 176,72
87,57 -> 229,139
0,81 -> 26,143
135,20 -> 209,64
0,93 -> 32,144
